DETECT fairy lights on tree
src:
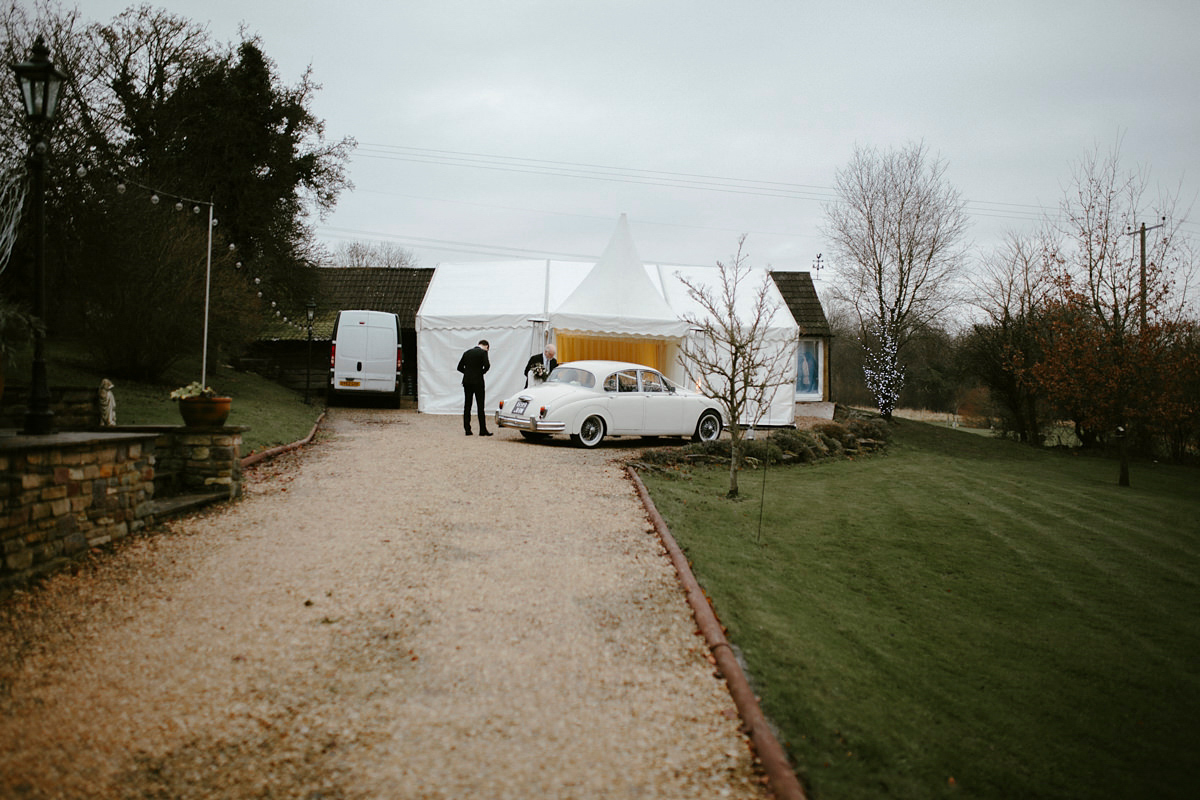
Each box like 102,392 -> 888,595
862,317 -> 904,420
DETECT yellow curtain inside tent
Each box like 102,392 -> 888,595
555,334 -> 669,372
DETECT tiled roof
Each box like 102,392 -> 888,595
260,267 -> 436,341
770,271 -> 831,336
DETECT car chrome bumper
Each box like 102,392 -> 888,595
495,411 -> 566,432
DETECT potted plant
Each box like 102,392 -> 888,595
170,380 -> 232,427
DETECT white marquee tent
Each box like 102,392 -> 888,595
415,215 -> 799,425
553,214 -> 688,339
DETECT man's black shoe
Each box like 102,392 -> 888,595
465,430 -> 473,436
480,431 -> 494,436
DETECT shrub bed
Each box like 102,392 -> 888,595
632,418 -> 891,474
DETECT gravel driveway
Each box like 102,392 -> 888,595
0,408 -> 770,799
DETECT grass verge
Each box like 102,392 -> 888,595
7,339 -> 322,455
638,420 -> 1200,800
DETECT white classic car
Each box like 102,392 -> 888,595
496,360 -> 725,448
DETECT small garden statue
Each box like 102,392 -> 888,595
98,378 -> 116,427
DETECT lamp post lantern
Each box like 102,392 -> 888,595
12,36 -> 66,435
304,299 -> 316,404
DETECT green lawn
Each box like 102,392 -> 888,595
8,339 -> 322,455
639,421 -> 1200,800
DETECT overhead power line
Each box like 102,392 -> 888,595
360,143 -> 833,194
354,142 -> 1056,224
319,225 -> 598,261
352,186 -> 818,240
337,143 -> 1200,253
355,146 -> 836,203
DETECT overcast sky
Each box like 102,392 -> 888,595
83,0 -> 1200,278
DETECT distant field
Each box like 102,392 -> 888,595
890,408 -> 993,436
889,408 -> 1082,443
640,420 -> 1200,800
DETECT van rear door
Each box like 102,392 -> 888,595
331,311 -> 400,395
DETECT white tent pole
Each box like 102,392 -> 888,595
543,259 -> 551,348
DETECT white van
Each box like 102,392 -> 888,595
328,310 -> 403,406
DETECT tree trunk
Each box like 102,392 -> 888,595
1118,428 -> 1131,487
727,431 -> 741,498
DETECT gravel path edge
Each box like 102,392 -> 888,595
627,466 -> 808,800
240,411 -> 327,468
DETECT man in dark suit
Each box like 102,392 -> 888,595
457,339 -> 492,436
523,344 -> 558,388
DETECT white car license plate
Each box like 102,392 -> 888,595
339,379 -> 361,387
512,399 -> 529,415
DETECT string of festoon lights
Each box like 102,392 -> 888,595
82,164 -> 312,388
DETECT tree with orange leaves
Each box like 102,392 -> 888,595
1031,141 -> 1198,482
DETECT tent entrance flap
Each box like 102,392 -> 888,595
556,333 -> 676,373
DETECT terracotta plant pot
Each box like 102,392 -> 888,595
178,396 -> 232,428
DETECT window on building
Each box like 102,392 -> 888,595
796,340 -> 821,398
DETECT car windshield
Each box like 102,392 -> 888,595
546,367 -> 595,389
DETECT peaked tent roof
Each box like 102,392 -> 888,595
551,214 -> 689,338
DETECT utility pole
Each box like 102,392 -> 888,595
1130,217 -> 1166,330
1116,217 -> 1167,488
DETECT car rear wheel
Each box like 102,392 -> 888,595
693,410 -> 722,443
571,415 -> 606,448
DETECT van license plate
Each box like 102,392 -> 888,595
512,399 -> 529,415
339,379 -> 361,387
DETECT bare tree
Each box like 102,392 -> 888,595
0,1 -> 100,164
676,236 -> 794,498
329,240 -> 418,269
1050,139 -> 1195,334
823,141 -> 970,418
964,229 -> 1055,442
972,230 -> 1053,326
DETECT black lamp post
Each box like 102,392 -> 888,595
12,36 -> 66,435
304,298 -> 316,404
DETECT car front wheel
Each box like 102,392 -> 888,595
693,410 -> 722,443
571,414 -> 606,448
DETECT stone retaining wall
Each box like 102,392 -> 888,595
122,426 -> 245,499
0,432 -> 155,591
0,426 -> 245,593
